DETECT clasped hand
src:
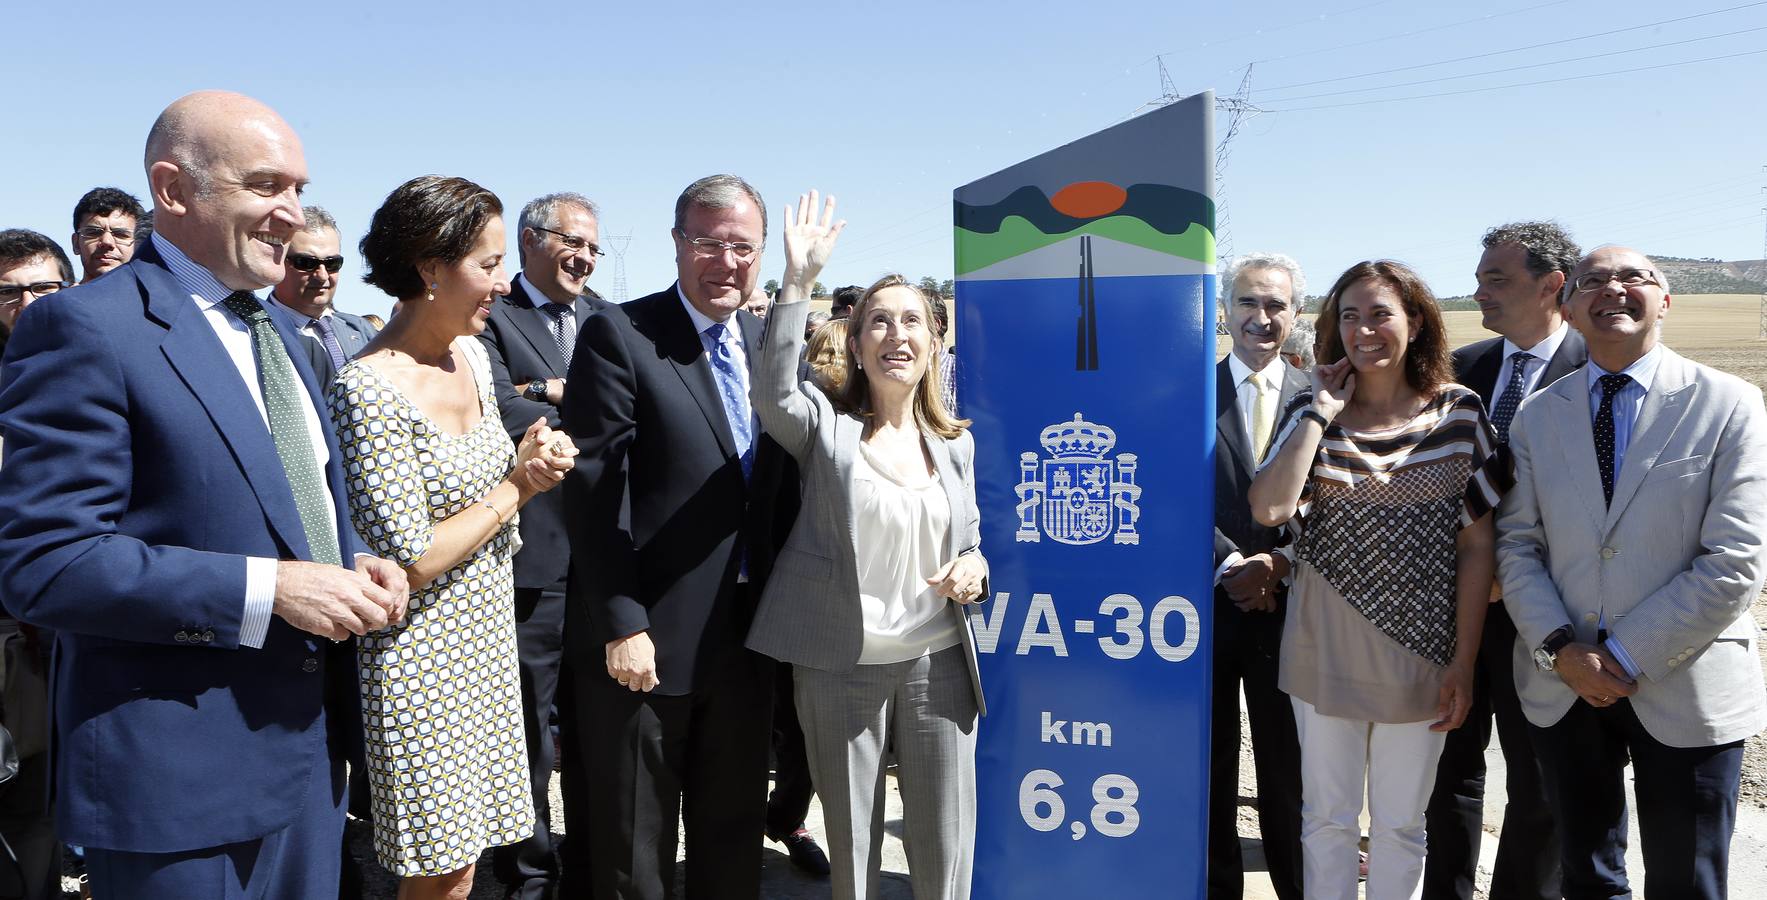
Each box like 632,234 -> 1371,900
273,556 -> 409,641
928,554 -> 989,605
513,417 -> 577,493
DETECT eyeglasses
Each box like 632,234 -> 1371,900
1572,268 -> 1660,293
679,234 -> 761,262
76,225 -> 136,244
0,281 -> 67,306
286,253 -> 345,274
533,226 -> 606,258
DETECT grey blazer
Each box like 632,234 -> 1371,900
745,298 -> 989,715
1497,346 -> 1767,747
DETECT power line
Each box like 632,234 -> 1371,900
1262,47 -> 1767,112
1263,24 -> 1767,104
1258,1 -> 1767,93
1249,0 -> 1575,65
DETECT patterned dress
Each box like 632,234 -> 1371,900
328,337 -> 532,876
1272,385 -> 1509,723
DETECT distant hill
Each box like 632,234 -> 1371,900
1426,256 -> 1767,309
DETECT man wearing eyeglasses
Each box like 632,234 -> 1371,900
1497,246 -> 1767,900
0,227 -> 77,900
0,229 -> 75,351
71,187 -> 145,285
561,174 -> 798,900
478,191 -> 609,899
267,206 -> 378,387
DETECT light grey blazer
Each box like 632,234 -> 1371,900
745,298 -> 989,715
1497,346 -> 1767,747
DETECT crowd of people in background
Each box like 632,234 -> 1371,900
0,88 -> 1763,900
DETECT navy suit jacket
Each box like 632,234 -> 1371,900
0,241 -> 366,853
479,280 -> 608,590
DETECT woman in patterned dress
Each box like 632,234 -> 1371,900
1250,260 -> 1505,900
330,176 -> 575,899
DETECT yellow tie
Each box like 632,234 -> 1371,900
1250,371 -> 1277,461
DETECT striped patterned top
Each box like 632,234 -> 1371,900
1274,385 -> 1508,666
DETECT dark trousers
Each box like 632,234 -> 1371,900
1206,596 -> 1304,900
765,662 -> 816,840
322,636 -> 369,900
1424,602 -> 1560,900
1532,697 -> 1743,900
0,751 -> 58,900
86,756 -> 346,900
495,581 -> 588,900
577,647 -> 774,900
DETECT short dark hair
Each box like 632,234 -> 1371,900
72,187 -> 146,230
673,175 -> 767,242
1481,221 -> 1580,279
359,176 -> 503,300
831,285 -> 863,315
926,290 -> 951,338
1315,260 -> 1453,394
135,210 -> 154,243
0,229 -> 75,283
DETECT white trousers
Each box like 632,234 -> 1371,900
1290,697 -> 1446,900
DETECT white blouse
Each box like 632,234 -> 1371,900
852,441 -> 961,665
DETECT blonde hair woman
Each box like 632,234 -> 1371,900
747,192 -> 988,900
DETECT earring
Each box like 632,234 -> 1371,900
855,359 -> 862,370
426,282 -> 437,303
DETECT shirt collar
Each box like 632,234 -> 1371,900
151,232 -> 241,311
265,292 -> 331,325
1502,320 -> 1569,364
676,282 -> 734,337
517,273 -> 570,310
1226,350 -> 1284,388
1586,342 -> 1663,396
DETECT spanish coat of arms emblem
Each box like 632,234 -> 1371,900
1014,413 -> 1143,546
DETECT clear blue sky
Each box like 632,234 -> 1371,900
6,0 -> 1764,316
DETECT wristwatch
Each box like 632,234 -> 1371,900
1533,626 -> 1574,672
524,379 -> 549,401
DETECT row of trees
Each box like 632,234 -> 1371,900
763,277 -> 956,298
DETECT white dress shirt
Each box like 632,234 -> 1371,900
152,233 -> 339,649
1581,343 -> 1664,679
1489,321 -> 1571,412
1216,352 -> 1294,585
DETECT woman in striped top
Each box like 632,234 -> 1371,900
1250,260 -> 1506,900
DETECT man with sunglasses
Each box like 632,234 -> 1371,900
478,191 -> 609,899
71,187 -> 144,284
268,206 -> 378,387
1498,246 -> 1767,899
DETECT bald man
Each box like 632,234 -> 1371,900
0,91 -> 406,899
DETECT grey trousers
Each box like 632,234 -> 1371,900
794,644 -> 978,900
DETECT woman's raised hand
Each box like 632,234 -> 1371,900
514,417 -> 576,493
1310,358 -> 1356,423
781,190 -> 845,297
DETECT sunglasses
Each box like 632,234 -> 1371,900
286,253 -> 345,274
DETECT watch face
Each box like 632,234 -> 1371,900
1533,647 -> 1555,671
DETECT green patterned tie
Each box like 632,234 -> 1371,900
220,291 -> 342,566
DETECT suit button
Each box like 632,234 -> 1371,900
174,631 -> 189,643
1601,547 -> 1617,560
1584,612 -> 1598,624
1668,658 -> 1679,667
202,630 -> 215,643
301,658 -> 319,673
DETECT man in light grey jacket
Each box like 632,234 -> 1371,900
1497,245 -> 1767,900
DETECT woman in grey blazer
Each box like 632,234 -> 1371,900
748,193 -> 989,900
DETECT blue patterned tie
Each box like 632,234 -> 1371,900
220,291 -> 341,565
1594,372 -> 1632,506
1489,351 -> 1534,445
309,316 -> 349,374
702,322 -> 754,481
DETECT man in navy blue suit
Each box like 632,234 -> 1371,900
0,90 -> 407,899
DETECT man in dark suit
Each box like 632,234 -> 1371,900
266,205 -> 378,387
561,174 -> 793,900
1424,221 -> 1585,900
1209,253 -> 1308,900
479,190 -> 610,899
0,91 -> 405,899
